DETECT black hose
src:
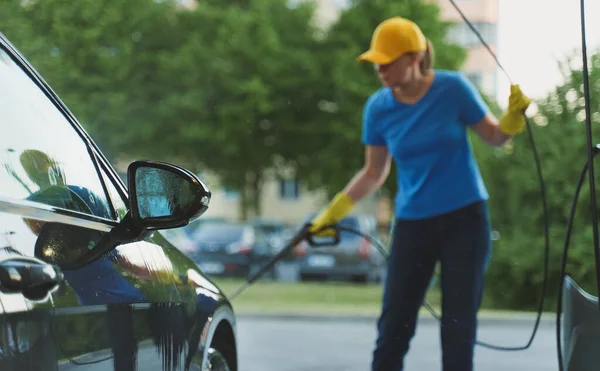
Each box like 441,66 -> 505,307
333,224 -> 544,351
445,0 -> 553,353
227,224 -> 312,301
556,1 -> 598,369
578,0 -> 600,316
556,159 -> 590,371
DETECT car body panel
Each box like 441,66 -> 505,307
561,275 -> 600,371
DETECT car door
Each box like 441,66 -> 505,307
0,37 -> 196,371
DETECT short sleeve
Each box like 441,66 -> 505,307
361,93 -> 386,146
455,73 -> 489,126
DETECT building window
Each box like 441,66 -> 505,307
446,22 -> 497,48
279,179 -> 300,200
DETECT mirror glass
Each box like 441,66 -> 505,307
135,167 -> 197,220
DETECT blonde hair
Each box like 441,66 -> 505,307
418,39 -> 435,75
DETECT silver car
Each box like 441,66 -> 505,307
296,214 -> 387,283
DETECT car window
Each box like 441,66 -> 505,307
0,47 -> 112,220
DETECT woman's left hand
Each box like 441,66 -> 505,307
499,84 -> 531,135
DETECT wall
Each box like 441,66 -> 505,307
433,0 -> 500,99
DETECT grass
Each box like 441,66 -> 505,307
212,278 -> 550,318
212,278 -> 442,316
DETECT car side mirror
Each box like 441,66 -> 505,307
127,160 -> 211,231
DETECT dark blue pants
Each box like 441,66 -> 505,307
371,200 -> 492,371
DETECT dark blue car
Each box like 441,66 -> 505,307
0,33 -> 237,370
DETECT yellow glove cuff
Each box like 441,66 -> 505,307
309,192 -> 355,234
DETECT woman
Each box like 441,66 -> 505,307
308,16 -> 530,371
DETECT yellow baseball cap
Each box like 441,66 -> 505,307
357,17 -> 428,64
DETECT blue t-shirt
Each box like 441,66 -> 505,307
361,70 -> 489,219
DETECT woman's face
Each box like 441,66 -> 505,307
374,53 -> 419,87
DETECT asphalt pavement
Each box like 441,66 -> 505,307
236,314 -> 559,371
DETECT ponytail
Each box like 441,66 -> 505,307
419,39 -> 435,75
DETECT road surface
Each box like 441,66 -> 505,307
236,315 -> 558,371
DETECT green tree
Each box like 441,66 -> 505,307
0,0 -> 185,161
293,0 -> 468,199
155,0 -> 327,219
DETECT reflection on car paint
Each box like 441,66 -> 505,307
1,207 -> 233,370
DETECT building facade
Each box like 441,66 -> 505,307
434,0 -> 500,99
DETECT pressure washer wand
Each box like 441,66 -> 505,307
227,224 -> 313,301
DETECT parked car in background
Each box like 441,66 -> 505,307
182,216 -> 229,238
0,33 -> 237,371
189,221 -> 276,279
296,214 -> 386,283
248,218 -> 294,258
249,218 -> 287,243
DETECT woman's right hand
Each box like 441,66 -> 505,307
308,192 -> 355,237
309,145 -> 390,237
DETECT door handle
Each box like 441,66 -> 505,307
0,256 -> 65,301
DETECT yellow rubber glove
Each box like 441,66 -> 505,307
499,84 -> 532,135
308,192 -> 355,237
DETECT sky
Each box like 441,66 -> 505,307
495,0 -> 600,106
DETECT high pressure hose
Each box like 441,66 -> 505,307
443,0 -> 551,352
334,223 -> 547,352
555,147 -> 600,371
556,0 -> 600,370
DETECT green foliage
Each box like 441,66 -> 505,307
1,0 -> 184,160
154,0 -> 327,218
1,0 -> 326,219
8,0 -> 599,312
480,49 -> 600,310
1,0 -> 467,218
